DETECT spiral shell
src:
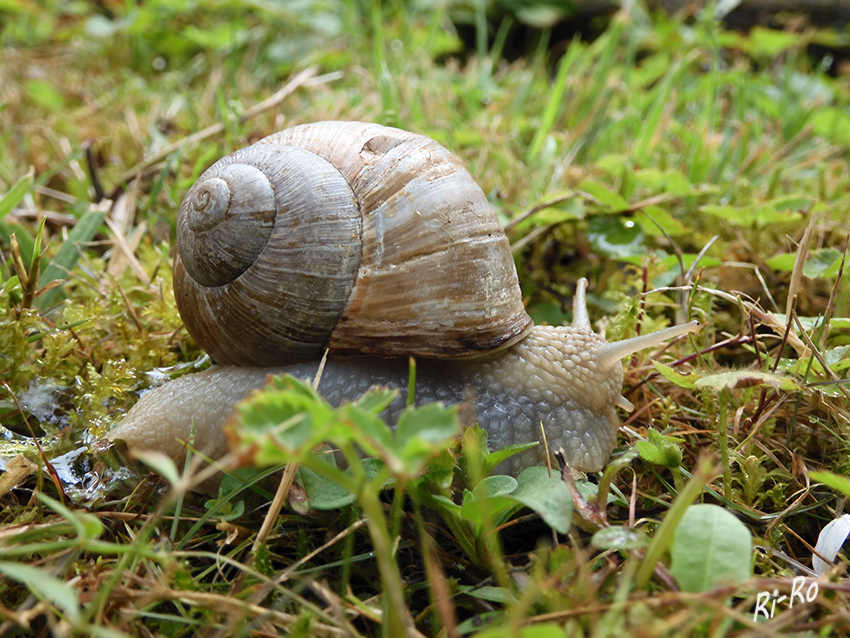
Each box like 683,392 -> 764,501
174,121 -> 532,366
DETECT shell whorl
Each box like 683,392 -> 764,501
174,121 -> 533,367
178,160 -> 277,287
175,143 -> 363,366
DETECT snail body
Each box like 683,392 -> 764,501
109,121 -> 699,475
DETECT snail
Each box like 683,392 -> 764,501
108,121 -> 700,477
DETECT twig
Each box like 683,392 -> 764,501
252,462 -> 300,556
105,216 -> 149,284
787,212 -> 816,318
504,191 -> 584,232
1,383 -> 67,505
273,518 -> 368,585
84,139 -> 105,201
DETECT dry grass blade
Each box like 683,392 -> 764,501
118,66 -> 325,184
787,213 -> 816,318
105,182 -> 150,283
252,461 -> 300,555
0,455 -> 36,498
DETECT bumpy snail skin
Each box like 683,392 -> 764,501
108,341 -> 617,474
109,342 -> 617,475
108,279 -> 700,475
108,367 -> 276,462
108,121 -> 701,479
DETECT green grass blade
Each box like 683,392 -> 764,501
0,221 -> 35,265
632,53 -> 695,165
37,208 -> 107,309
0,168 -> 34,222
527,36 -> 580,165
0,562 -> 81,623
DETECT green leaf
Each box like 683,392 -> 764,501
521,196 -> 586,227
637,205 -> 688,236
810,470 -> 850,500
482,441 -> 540,477
231,375 -> 460,479
574,478 -> 622,505
0,562 -> 81,622
297,456 -> 354,509
586,215 -> 645,259
767,195 -> 813,212
0,0 -> 34,10
0,221 -> 35,265
352,385 -> 397,415
578,181 -> 630,210
515,5 -> 569,29
37,493 -> 104,542
472,475 -> 517,499
0,168 -> 34,221
803,248 -> 843,279
396,402 -> 461,468
765,253 -> 797,272
233,375 -> 333,465
812,106 -> 850,145
747,26 -> 803,57
505,466 -> 572,535
298,457 -> 389,510
776,313 -> 850,332
670,504 -> 752,592
635,429 -> 683,468
767,248 -> 843,279
133,450 -> 182,486
422,446 -> 457,490
653,361 -> 699,388
460,468 -> 571,535
429,493 -> 461,516
470,622 -> 567,638
458,584 -> 518,604
25,78 -> 65,109
694,370 -> 802,392
527,302 -> 570,327
824,346 -> 850,373
632,168 -> 699,197
458,424 -> 538,480
772,315 -> 850,331
699,203 -> 803,227
204,494 -> 245,521
336,400 -> 395,458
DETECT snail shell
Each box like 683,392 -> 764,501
109,121 -> 701,487
174,121 -> 533,367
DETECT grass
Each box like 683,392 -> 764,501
1,1 -> 850,636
